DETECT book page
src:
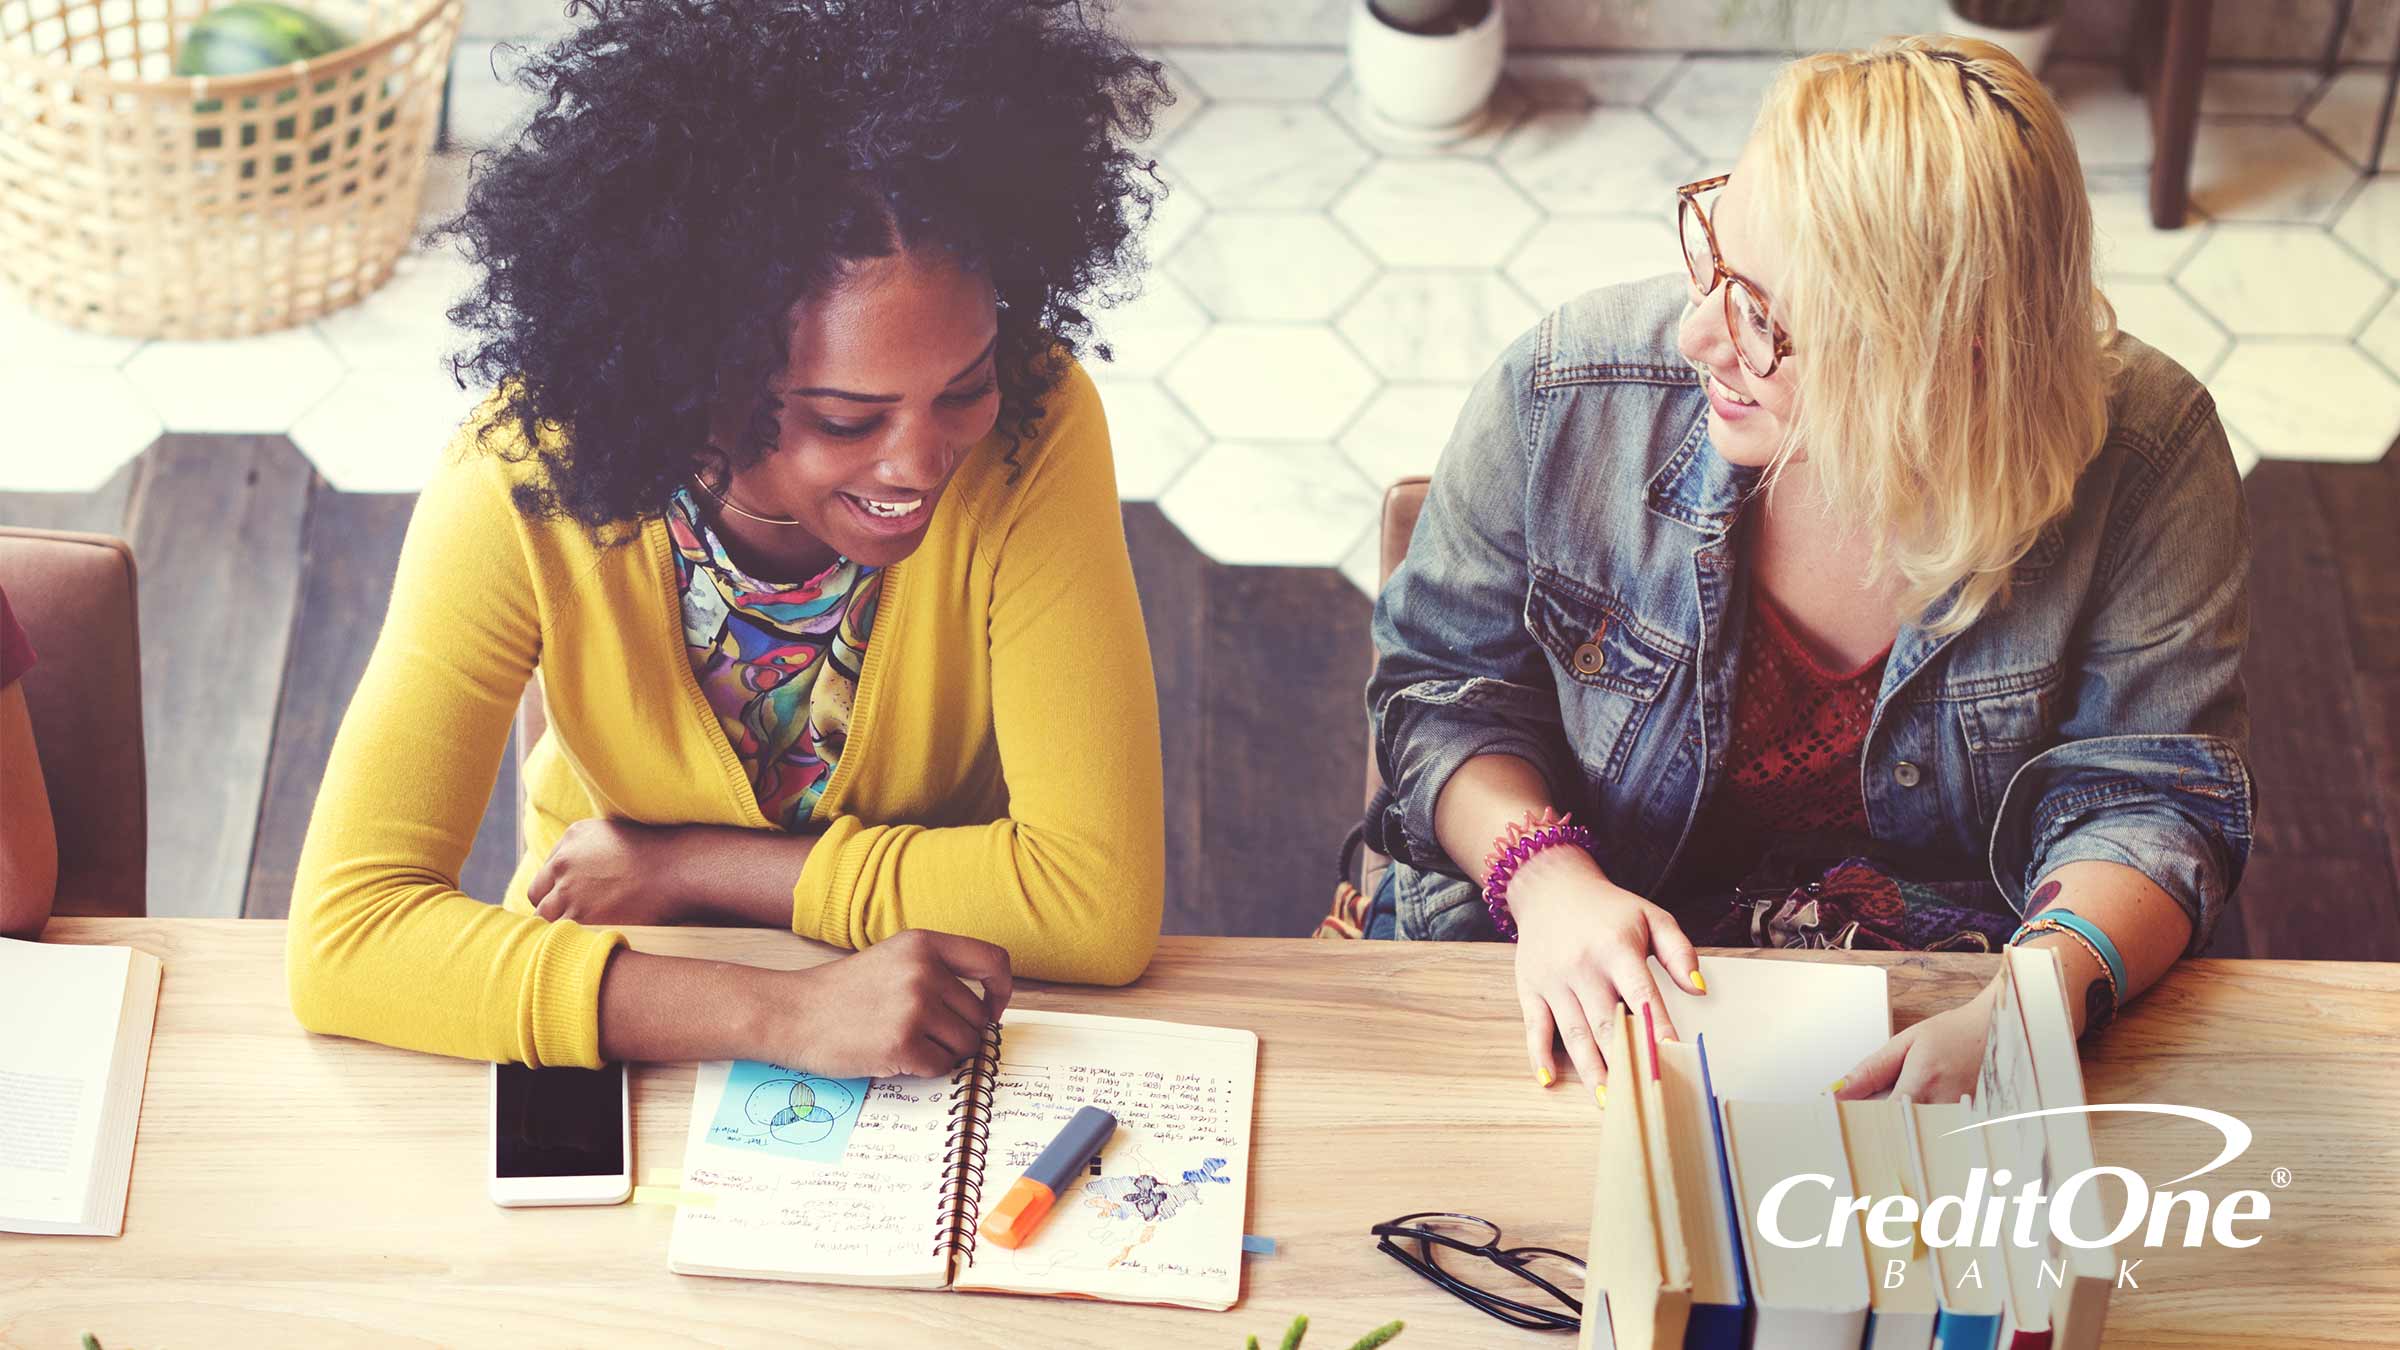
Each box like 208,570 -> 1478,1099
1582,1011 -> 1670,1350
1721,1098 -> 1870,1316
1633,1014 -> 1691,1305
1912,1101 -> 2005,1318
1659,1040 -> 1740,1309
1835,1098 -> 1937,1316
668,1059 -> 958,1288
0,939 -> 130,1231
954,1009 -> 1257,1311
1976,956 -> 2055,1333
1997,945 -> 2114,1347
1652,955 -> 1889,1102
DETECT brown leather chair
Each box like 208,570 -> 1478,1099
1357,477 -> 1430,895
0,528 -> 146,917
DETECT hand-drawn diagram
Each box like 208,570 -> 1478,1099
705,1060 -> 869,1164
1060,1154 -> 1233,1270
1083,1156 -> 1231,1225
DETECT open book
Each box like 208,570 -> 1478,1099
1580,955 -> 1891,1350
0,937 -> 162,1236
1982,944 -> 2112,1350
669,1008 -> 1258,1310
1580,948 -> 2111,1350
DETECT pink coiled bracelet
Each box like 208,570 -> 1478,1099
1479,810 -> 1595,942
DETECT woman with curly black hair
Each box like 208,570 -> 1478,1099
286,0 -> 1171,1078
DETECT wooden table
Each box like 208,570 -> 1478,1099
8,919 -> 2398,1348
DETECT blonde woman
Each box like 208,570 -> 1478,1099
1364,36 -> 2250,1105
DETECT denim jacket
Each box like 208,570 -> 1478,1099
1366,274 -> 2253,949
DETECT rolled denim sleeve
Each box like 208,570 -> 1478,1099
1366,325 -> 1575,878
1990,399 -> 2255,955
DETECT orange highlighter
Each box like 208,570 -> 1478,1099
979,1106 -> 1117,1250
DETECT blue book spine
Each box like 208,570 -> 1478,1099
1683,1299 -> 1748,1350
1931,1310 -> 2001,1350
1691,1034 -> 1753,1350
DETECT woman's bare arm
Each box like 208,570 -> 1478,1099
0,682 -> 57,938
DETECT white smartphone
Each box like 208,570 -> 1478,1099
488,1061 -> 633,1207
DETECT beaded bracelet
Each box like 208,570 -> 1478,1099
2010,917 -> 2121,1035
2019,908 -> 2128,999
1483,806 -> 1571,875
1480,809 -> 1595,942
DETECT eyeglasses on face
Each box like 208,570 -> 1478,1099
1676,173 -> 1795,380
1371,1210 -> 1586,1332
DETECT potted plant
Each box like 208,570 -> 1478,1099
1943,0 -> 2064,75
1346,0 -> 1505,146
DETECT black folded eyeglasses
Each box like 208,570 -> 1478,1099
1371,1211 -> 1586,1332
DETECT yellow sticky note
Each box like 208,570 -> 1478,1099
630,1185 -> 713,1209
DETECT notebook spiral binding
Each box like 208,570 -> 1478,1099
931,1020 -> 1004,1263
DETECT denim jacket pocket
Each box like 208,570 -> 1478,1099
1954,663 -> 2065,824
1523,565 -> 1682,783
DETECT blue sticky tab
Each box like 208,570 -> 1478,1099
1242,1234 -> 1277,1255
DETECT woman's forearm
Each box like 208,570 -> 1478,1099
596,947 -> 781,1062
660,824 -> 816,930
1431,752 -> 1625,919
2014,858 -> 2195,1037
1432,752 -> 1566,878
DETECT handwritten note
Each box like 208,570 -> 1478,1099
665,1010 -> 1258,1310
956,1009 -> 1258,1310
670,1065 -> 958,1286
704,1060 -> 871,1163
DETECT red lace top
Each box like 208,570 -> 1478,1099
1687,591 -> 1892,879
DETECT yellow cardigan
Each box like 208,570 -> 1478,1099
286,362 -> 1164,1068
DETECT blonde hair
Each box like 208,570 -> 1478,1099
1748,35 -> 2119,633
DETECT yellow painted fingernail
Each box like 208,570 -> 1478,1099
1828,1078 -> 1847,1094
1691,969 -> 1707,994
1595,1083 -> 1608,1109
1536,1066 -> 1554,1088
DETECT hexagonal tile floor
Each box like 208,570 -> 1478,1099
4,52 -> 2397,595
6,47 -> 2397,952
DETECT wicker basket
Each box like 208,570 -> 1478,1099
0,0 -> 463,339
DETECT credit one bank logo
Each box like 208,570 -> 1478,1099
1756,1105 -> 2274,1256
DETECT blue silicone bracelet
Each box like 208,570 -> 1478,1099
2012,908 -> 2127,999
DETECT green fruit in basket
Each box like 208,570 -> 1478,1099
176,3 -> 367,176
174,2 -> 353,77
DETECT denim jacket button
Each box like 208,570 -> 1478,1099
1573,642 -> 1605,675
1894,760 -> 1923,789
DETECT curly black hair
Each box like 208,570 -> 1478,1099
436,0 -> 1169,528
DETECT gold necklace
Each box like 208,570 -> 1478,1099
690,471 -> 802,528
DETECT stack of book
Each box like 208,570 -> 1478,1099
1580,945 -> 2111,1350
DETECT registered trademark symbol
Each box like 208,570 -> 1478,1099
2271,1167 -> 2292,1189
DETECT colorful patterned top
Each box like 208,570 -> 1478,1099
665,486 -> 883,832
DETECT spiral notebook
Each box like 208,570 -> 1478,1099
667,1008 -> 1258,1310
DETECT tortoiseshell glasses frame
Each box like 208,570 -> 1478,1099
1677,173 -> 1796,380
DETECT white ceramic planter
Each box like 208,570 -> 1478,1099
1943,7 -> 2057,76
1346,0 -> 1506,147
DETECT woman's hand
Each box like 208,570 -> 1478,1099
1833,985 -> 1995,1104
1507,849 -> 1705,1100
530,818 -> 686,927
759,929 -> 1015,1078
